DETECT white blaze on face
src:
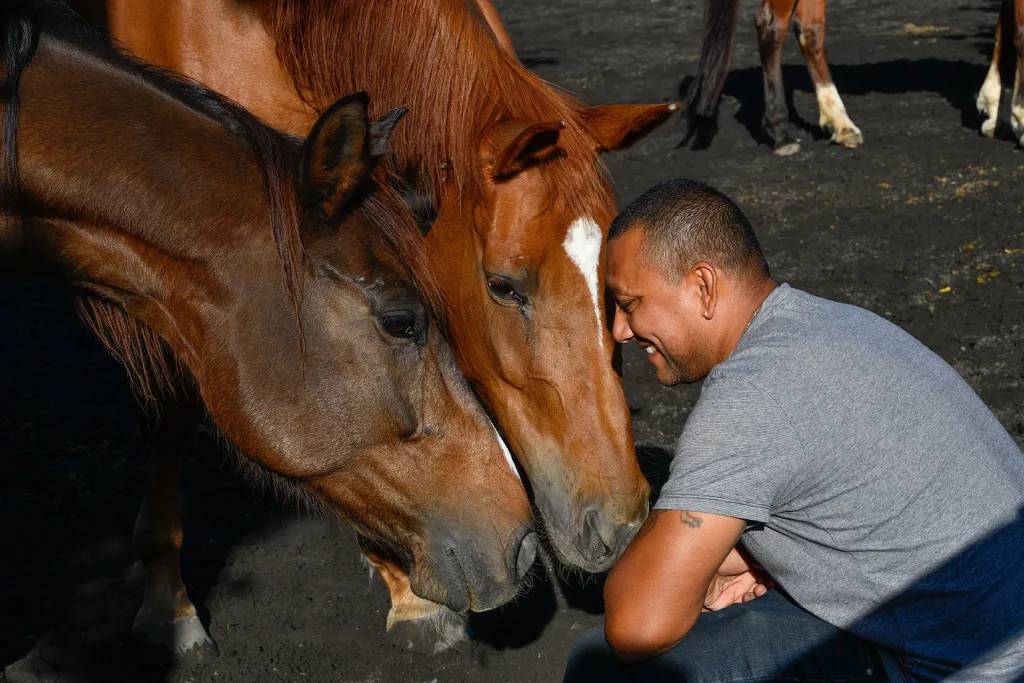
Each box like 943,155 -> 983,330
562,217 -> 605,352
491,420 -> 521,480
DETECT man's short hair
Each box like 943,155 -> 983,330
609,178 -> 770,283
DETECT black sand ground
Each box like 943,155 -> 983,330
3,0 -> 1022,681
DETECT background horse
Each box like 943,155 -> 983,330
1,0 -> 534,658
682,0 -> 1024,154
75,0 -> 679,594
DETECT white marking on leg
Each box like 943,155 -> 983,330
1013,61 -> 1023,143
815,83 -> 863,146
491,420 -> 521,480
978,57 -> 1002,137
562,217 -> 605,352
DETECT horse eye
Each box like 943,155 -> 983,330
381,313 -> 417,338
486,276 -> 521,303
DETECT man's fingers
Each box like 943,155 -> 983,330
753,583 -> 768,597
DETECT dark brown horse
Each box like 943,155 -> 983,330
683,0 -> 1024,154
81,0 -> 678,584
1,0 -> 534,656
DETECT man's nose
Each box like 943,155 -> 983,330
611,308 -> 633,344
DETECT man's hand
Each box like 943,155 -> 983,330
703,548 -> 773,611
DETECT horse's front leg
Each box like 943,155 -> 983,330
360,546 -> 468,653
756,0 -> 801,155
977,7 -> 1004,138
792,0 -> 862,148
131,386 -> 215,659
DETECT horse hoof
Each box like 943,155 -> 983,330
387,610 -> 468,655
773,140 -> 801,156
133,614 -> 218,661
832,127 -> 863,149
981,118 -> 997,138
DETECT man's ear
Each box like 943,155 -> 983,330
298,91 -> 373,222
693,262 -> 718,320
579,103 -> 679,153
481,118 -> 565,180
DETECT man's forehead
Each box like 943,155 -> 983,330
607,229 -> 648,291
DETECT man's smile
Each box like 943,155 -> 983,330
636,340 -> 658,357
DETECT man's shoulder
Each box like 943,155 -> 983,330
713,285 -> 923,388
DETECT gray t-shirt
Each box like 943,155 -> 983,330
655,284 -> 1024,682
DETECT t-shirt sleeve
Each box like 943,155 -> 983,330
654,376 -> 804,524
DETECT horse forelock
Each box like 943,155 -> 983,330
360,177 -> 450,330
260,0 -> 612,229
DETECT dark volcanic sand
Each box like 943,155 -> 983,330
3,0 -> 1022,681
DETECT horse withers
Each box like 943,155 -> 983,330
0,1 -> 533,657
80,0 -> 678,584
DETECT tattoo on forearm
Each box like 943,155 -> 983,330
681,511 -> 703,529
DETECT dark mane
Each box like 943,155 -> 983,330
261,0 -> 610,218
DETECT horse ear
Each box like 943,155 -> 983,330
481,118 -> 565,180
369,107 -> 408,157
579,103 -> 679,153
298,92 -> 372,221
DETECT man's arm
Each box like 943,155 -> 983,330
603,509 -> 745,662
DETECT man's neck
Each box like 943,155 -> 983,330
717,278 -> 778,363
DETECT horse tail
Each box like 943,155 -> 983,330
682,0 -> 741,121
0,1 -> 41,244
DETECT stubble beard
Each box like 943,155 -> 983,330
658,347 -> 712,386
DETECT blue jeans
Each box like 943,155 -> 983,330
564,590 -> 888,683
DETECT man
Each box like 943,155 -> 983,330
564,179 -> 1024,682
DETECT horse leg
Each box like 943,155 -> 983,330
132,388 -> 215,659
977,5 -> 1005,137
360,548 -> 468,653
1011,0 -> 1024,144
756,0 -> 801,155
792,0 -> 863,148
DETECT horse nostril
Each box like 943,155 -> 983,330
515,531 -> 538,579
582,509 -> 612,557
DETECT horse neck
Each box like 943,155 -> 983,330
102,0 -> 318,137
14,38 -> 277,361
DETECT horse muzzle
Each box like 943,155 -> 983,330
412,522 -> 538,613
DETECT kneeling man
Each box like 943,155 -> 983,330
564,179 -> 1024,682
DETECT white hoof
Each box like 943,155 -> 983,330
133,614 -> 218,659
387,608 -> 468,654
773,141 -> 801,156
831,126 -> 864,149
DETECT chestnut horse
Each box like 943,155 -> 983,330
682,0 -> 1024,154
1,0 -> 534,657
81,0 -> 678,583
